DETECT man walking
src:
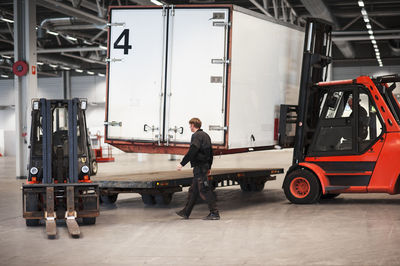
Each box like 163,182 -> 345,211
176,118 -> 220,220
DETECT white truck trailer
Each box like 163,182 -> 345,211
96,5 -> 303,205
105,4 -> 304,155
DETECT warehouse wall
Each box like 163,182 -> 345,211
0,75 -> 111,156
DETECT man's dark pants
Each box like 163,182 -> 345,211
182,164 -> 218,217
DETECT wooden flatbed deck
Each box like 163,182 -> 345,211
93,168 -> 284,189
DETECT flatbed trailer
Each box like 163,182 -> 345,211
93,168 -> 283,205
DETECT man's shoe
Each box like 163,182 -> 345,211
176,210 -> 189,219
203,212 -> 220,220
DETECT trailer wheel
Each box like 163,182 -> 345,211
250,181 -> 265,192
283,169 -> 321,204
320,193 -> 340,200
100,194 -> 118,204
25,193 -> 40,227
239,182 -> 252,192
91,160 -> 98,176
155,193 -> 173,206
82,217 -> 96,225
141,194 -> 156,206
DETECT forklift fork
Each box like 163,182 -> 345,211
45,187 -> 56,237
65,186 -> 80,237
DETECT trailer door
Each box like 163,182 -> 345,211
164,8 -> 229,145
107,8 -> 166,142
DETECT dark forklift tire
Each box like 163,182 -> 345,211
82,217 -> 96,225
155,193 -> 173,206
91,160 -> 98,176
283,169 -> 321,204
26,193 -> 40,227
100,194 -> 118,204
141,194 -> 156,206
320,193 -> 340,200
26,219 -> 40,227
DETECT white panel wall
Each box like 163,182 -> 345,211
0,75 -> 112,156
228,10 -> 304,149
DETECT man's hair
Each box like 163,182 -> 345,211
189,118 -> 202,129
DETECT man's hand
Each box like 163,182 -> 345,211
207,170 -> 211,176
177,164 -> 183,171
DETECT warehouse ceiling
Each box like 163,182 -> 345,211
0,0 -> 399,78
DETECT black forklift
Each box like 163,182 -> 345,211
22,98 -> 99,238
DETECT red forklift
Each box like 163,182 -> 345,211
283,18 -> 400,204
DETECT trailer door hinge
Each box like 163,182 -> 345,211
105,121 -> 122,127
211,58 -> 230,65
106,22 -> 125,27
213,21 -> 231,27
209,125 -> 227,131
170,5 -> 175,16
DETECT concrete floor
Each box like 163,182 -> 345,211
2,149 -> 400,266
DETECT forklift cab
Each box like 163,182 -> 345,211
307,83 -> 382,156
28,99 -> 95,184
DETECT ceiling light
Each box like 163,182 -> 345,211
47,30 -> 59,36
84,40 -> 93,45
87,71 -> 95,75
75,69 -> 84,73
366,24 -> 372,29
99,45 -> 107,50
358,1 -> 364,7
373,44 -> 378,49
49,64 -> 58,68
368,30 -> 373,35
66,35 -> 77,41
98,73 -> 105,77
1,74 -> 8,78
61,66 -> 71,70
37,62 -> 44,65
150,0 -> 163,5
363,16 -> 370,23
369,35 -> 375,40
375,49 -> 379,52
361,9 -> 367,16
371,40 -> 377,44
0,17 -> 14,23
2,55 -> 11,59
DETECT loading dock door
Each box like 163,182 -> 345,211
107,8 -> 166,142
164,8 -> 229,145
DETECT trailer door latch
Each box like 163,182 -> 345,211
106,58 -> 123,63
211,58 -> 230,65
104,121 -> 122,127
213,21 -> 231,27
209,125 -> 227,131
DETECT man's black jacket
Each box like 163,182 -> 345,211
180,129 -> 213,168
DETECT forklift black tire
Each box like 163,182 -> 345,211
155,193 -> 173,206
26,219 -> 40,226
100,194 -> 118,204
82,217 -> 96,225
25,193 -> 40,226
320,193 -> 340,200
141,194 -> 156,205
283,169 -> 321,204
91,161 -> 98,176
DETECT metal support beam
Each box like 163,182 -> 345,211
14,0 -> 38,179
63,70 -> 71,99
0,46 -> 106,55
36,0 -> 107,25
249,0 -> 273,18
272,0 -> 278,19
332,34 -> 400,41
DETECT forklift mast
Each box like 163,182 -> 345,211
292,18 -> 333,164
